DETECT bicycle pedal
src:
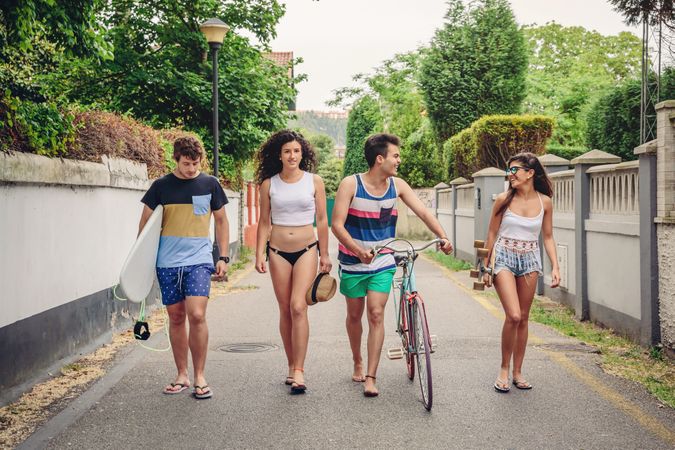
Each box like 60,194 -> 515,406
430,335 -> 437,353
387,347 -> 404,360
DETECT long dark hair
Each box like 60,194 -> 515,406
496,152 -> 553,216
254,129 -> 317,184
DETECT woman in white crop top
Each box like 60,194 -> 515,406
254,130 -> 331,394
483,152 -> 561,393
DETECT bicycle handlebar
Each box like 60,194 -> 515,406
371,238 -> 446,256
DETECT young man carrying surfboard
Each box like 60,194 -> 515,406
138,136 -> 229,399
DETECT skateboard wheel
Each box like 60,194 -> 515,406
473,240 -> 485,248
476,248 -> 489,258
469,269 -> 480,278
473,281 -> 485,291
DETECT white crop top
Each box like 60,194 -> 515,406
270,171 -> 316,226
497,193 -> 544,241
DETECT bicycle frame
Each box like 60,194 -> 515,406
375,238 -> 442,410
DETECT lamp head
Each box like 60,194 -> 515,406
200,18 -> 230,45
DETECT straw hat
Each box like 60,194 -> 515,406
306,272 -> 337,305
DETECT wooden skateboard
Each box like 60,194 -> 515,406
469,240 -> 495,290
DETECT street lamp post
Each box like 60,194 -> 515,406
200,18 -> 230,262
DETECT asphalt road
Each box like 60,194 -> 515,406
20,240 -> 675,449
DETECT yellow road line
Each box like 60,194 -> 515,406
425,256 -> 675,446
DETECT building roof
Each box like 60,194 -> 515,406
264,51 -> 293,67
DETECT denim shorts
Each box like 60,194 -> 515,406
493,237 -> 543,278
156,263 -> 215,306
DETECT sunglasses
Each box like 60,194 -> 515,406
506,165 -> 529,175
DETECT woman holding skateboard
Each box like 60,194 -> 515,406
483,152 -> 560,393
254,130 -> 332,394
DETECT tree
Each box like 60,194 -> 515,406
399,118 -> 444,187
0,1 -> 111,59
343,96 -> 382,177
586,67 -> 675,160
43,0 -> 295,177
306,132 -> 335,167
419,0 -> 527,143
317,157 -> 343,197
608,0 -> 674,26
522,23 -> 641,147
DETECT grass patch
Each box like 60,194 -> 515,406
529,298 -> 675,408
229,246 -> 253,273
423,250 -> 473,271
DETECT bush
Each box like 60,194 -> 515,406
0,95 -> 215,181
447,114 -> 554,179
545,144 -> 588,161
0,92 -> 75,156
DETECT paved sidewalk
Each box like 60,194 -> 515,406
20,242 -> 675,449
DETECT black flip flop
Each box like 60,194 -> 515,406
290,382 -> 307,395
513,379 -> 533,390
192,385 -> 213,399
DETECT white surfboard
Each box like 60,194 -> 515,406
119,205 -> 163,303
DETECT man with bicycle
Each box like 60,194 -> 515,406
331,133 -> 453,397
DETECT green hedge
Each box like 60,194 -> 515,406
445,114 -> 554,179
544,144 -> 588,162
343,96 -> 383,177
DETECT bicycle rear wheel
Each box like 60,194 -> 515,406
412,294 -> 433,410
399,293 -> 415,380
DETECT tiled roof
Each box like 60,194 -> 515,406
263,51 -> 293,67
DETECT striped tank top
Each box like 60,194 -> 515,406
338,174 -> 398,274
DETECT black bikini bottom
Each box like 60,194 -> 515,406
266,241 -> 318,266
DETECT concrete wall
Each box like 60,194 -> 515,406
395,188 -> 435,240
0,152 -> 240,402
654,100 -> 675,351
658,223 -> 675,351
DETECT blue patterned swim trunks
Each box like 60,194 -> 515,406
156,263 -> 215,305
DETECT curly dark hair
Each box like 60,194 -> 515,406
254,129 -> 317,184
173,136 -> 204,161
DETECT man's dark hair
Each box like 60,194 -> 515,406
173,136 -> 204,161
364,133 -> 400,167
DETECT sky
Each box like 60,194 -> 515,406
266,0 -> 640,111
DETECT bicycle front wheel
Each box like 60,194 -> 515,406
412,295 -> 433,410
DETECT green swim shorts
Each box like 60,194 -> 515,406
339,268 -> 396,299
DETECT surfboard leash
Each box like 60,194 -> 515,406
112,284 -> 171,352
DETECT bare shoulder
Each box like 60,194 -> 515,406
260,178 -> 271,189
338,174 -> 356,190
312,173 -> 325,185
494,191 -> 509,204
541,193 -> 553,210
393,176 -> 411,194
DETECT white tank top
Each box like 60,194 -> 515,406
497,193 -> 544,241
270,171 -> 316,226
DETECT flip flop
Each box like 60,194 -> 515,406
290,382 -> 307,395
285,376 -> 294,386
494,378 -> 510,393
352,374 -> 366,382
192,385 -> 213,399
163,382 -> 189,395
513,379 -> 533,390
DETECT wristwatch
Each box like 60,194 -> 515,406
218,256 -> 230,263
